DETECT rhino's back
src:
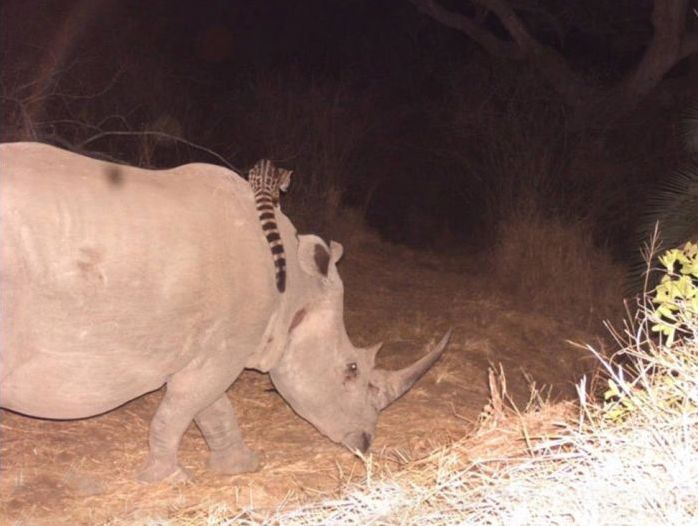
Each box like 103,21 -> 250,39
0,142 -> 276,418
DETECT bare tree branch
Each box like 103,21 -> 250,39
409,0 -> 591,107
58,67 -> 124,100
408,0 -> 522,59
477,0 -> 590,105
618,0 -> 696,111
680,29 -> 698,60
79,131 -> 237,171
408,0 -> 698,118
28,0 -> 116,123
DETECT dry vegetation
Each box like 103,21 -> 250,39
102,248 -> 695,526
491,207 -> 623,323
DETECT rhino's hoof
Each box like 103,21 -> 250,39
138,460 -> 191,483
209,447 -> 260,475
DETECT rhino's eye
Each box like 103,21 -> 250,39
345,362 -> 358,379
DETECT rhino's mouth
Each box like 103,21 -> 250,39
342,431 -> 372,454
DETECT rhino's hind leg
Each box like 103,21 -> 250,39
138,347 -> 251,482
139,389 -> 196,483
195,394 -> 260,475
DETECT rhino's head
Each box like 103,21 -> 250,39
270,237 -> 450,454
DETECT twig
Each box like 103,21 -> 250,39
79,130 -> 238,171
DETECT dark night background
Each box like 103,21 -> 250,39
2,0 -> 697,254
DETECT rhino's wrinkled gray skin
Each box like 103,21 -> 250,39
0,142 -> 450,482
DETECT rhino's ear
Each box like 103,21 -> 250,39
298,235 -> 330,276
298,235 -> 343,287
329,241 -> 344,264
366,341 -> 382,368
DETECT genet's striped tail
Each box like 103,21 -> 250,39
255,190 -> 286,293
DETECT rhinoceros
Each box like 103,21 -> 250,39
0,142 -> 449,482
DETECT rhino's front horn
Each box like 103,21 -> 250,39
370,330 -> 451,411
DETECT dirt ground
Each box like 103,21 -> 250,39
0,240 -> 604,525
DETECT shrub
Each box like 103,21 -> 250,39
489,204 -> 622,322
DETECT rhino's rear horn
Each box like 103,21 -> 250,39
370,330 -> 451,411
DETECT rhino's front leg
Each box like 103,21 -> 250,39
195,394 -> 260,475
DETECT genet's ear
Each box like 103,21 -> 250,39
280,171 -> 292,192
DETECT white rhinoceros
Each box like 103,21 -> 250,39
0,142 -> 449,482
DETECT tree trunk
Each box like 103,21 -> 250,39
409,0 -> 698,124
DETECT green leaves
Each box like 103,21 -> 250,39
651,242 -> 698,346
603,379 -> 636,423
602,241 -> 698,424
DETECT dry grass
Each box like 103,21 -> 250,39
131,281 -> 698,525
490,206 -> 624,324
